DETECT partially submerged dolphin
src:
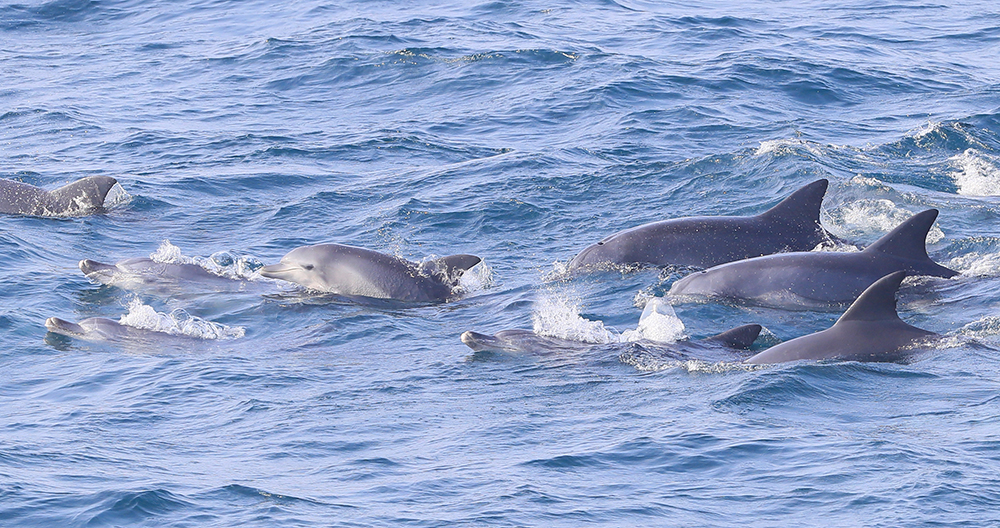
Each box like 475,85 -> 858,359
1,176 -> 124,216
460,324 -> 763,361
259,243 -> 481,302
45,317 -> 170,343
745,271 -> 939,364
669,209 -> 957,308
80,258 -> 245,292
568,179 -> 839,271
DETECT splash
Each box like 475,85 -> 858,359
118,298 -> 245,340
948,251 -> 1000,278
149,240 -> 264,280
949,149 -> 1000,196
620,298 -> 686,344
958,316 -> 1000,340
531,293 -> 618,344
754,138 -> 830,157
455,260 -> 495,295
827,199 -> 944,244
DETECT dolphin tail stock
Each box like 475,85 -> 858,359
757,179 -> 828,228
862,209 -> 958,278
835,271 -> 907,324
420,254 -> 482,283
701,324 -> 763,350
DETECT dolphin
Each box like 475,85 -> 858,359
45,317 -> 167,343
568,179 -> 839,271
668,209 -> 957,308
79,257 -> 247,292
1,176 -> 124,216
259,243 -> 481,302
460,324 -> 763,361
745,271 -> 939,364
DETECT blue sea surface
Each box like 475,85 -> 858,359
3,0 -> 1000,526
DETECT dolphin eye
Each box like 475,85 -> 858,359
303,264 -> 314,271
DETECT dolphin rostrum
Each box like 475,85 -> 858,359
744,271 -> 939,364
1,176 -> 124,216
259,243 -> 481,302
669,209 -> 957,308
568,179 -> 839,271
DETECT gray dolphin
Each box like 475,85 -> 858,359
45,317 -> 167,343
1,176 -> 124,216
668,209 -> 957,308
568,179 -> 839,271
745,271 -> 938,364
259,243 -> 481,302
80,258 -> 245,292
460,324 -> 763,360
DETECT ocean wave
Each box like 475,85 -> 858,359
949,148 -> 1000,196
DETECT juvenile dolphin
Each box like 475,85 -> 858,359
45,317 -> 168,343
568,179 -> 839,271
745,271 -> 938,364
259,243 -> 481,302
460,324 -> 763,359
1,176 -> 124,216
668,209 -> 957,308
80,258 -> 246,292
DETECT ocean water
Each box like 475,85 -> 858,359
3,0 -> 1000,525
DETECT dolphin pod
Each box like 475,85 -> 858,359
744,271 -> 938,364
1,176 -> 123,216
568,179 -> 839,271
668,209 -> 957,309
259,243 -> 481,302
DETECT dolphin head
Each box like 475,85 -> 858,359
259,245 -> 333,291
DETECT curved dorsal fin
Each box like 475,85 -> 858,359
863,209 -> 939,259
758,179 -> 828,225
836,271 -> 906,323
702,324 -> 763,349
419,254 -> 481,282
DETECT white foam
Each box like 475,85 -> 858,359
755,138 -> 827,157
531,293 -> 618,344
828,199 -> 944,244
950,149 -> 1000,196
149,240 -> 264,281
118,298 -> 245,340
620,297 -> 686,343
102,182 -> 131,208
455,260 -> 495,295
948,251 -> 1000,277
958,316 -> 1000,340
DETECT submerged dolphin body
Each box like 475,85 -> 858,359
79,258 -> 247,292
0,176 -> 123,216
745,271 -> 939,364
669,209 -> 957,308
45,317 -> 165,343
460,324 -> 763,363
568,179 -> 839,271
259,243 -> 481,302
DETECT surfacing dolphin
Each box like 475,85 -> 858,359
259,243 -> 481,302
669,209 -> 957,309
568,179 -> 840,271
461,324 -> 763,363
745,271 -> 939,364
0,176 -> 124,216
80,258 -> 248,293
45,317 -> 176,343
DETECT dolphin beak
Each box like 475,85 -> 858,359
45,317 -> 85,337
259,263 -> 296,279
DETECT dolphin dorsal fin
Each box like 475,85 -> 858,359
758,179 -> 828,226
864,209 -> 938,260
419,254 -> 481,282
836,271 -> 906,323
703,324 -> 763,350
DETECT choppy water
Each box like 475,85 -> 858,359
3,0 -> 1000,526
